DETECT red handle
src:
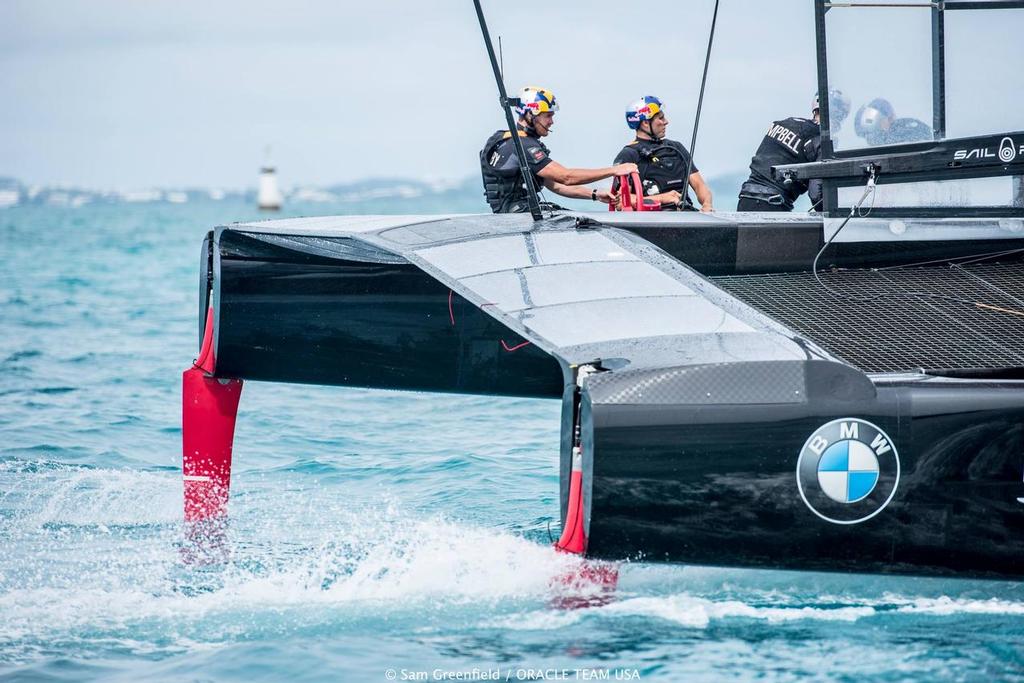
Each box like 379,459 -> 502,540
608,172 -> 661,212
609,172 -> 640,211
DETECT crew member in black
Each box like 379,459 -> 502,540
480,86 -> 635,213
854,98 -> 932,147
612,96 -> 713,211
737,89 -> 850,212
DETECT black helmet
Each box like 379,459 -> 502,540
812,88 -> 851,128
854,98 -> 895,140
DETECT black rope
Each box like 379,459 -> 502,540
875,246 -> 1024,271
683,0 -> 720,203
950,262 -> 1024,311
473,0 -> 543,221
812,174 -> 1024,315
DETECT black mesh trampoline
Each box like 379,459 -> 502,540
713,255 -> 1024,373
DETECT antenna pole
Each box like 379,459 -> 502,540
473,0 -> 543,220
684,0 -> 720,209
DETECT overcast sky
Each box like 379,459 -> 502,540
2,0 -> 1021,189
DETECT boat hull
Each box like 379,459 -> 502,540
211,229 -> 564,398
583,366 -> 1024,579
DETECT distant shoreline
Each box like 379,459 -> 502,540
0,171 -> 756,211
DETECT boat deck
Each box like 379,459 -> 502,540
714,256 -> 1024,373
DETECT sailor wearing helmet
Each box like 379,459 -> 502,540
479,86 -> 636,213
737,89 -> 851,212
854,98 -> 932,147
611,96 -> 714,211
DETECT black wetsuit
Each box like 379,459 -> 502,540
738,117 -> 821,212
861,118 -> 932,146
480,128 -> 554,213
613,138 -> 698,210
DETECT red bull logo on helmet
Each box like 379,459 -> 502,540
626,96 -> 663,129
518,87 -> 558,115
633,104 -> 654,119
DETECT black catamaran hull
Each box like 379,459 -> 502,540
180,0 -> 1024,581
582,364 -> 1024,579
193,216 -> 1024,580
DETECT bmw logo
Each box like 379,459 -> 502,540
796,418 -> 900,524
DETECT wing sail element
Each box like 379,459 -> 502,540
211,213 -> 837,395
356,214 -> 835,372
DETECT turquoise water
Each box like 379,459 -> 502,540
1,200 -> 1023,682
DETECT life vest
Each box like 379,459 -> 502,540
741,116 -> 821,206
615,138 -> 698,210
479,129 -> 547,213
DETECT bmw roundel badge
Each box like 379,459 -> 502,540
796,418 -> 900,524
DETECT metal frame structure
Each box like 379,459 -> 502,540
811,0 -> 1024,217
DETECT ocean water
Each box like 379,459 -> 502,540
1,199 -> 1023,682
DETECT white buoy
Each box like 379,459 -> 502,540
257,146 -> 283,211
258,165 -> 283,211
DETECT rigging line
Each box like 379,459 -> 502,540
818,253 -> 1024,315
825,2 -> 938,7
819,257 -> 1024,312
811,170 -> 877,301
472,0 -> 543,221
811,169 -> 1024,316
976,303 -> 1024,318
872,270 -> 1024,355
808,169 -> 1015,310
951,246 -> 1024,267
857,179 -> 877,217
683,0 -> 720,204
949,262 -> 1024,311
874,246 -> 1024,271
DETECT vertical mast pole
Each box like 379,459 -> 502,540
473,0 -> 543,221
683,0 -> 720,207
930,4 -> 946,140
813,0 -> 838,215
